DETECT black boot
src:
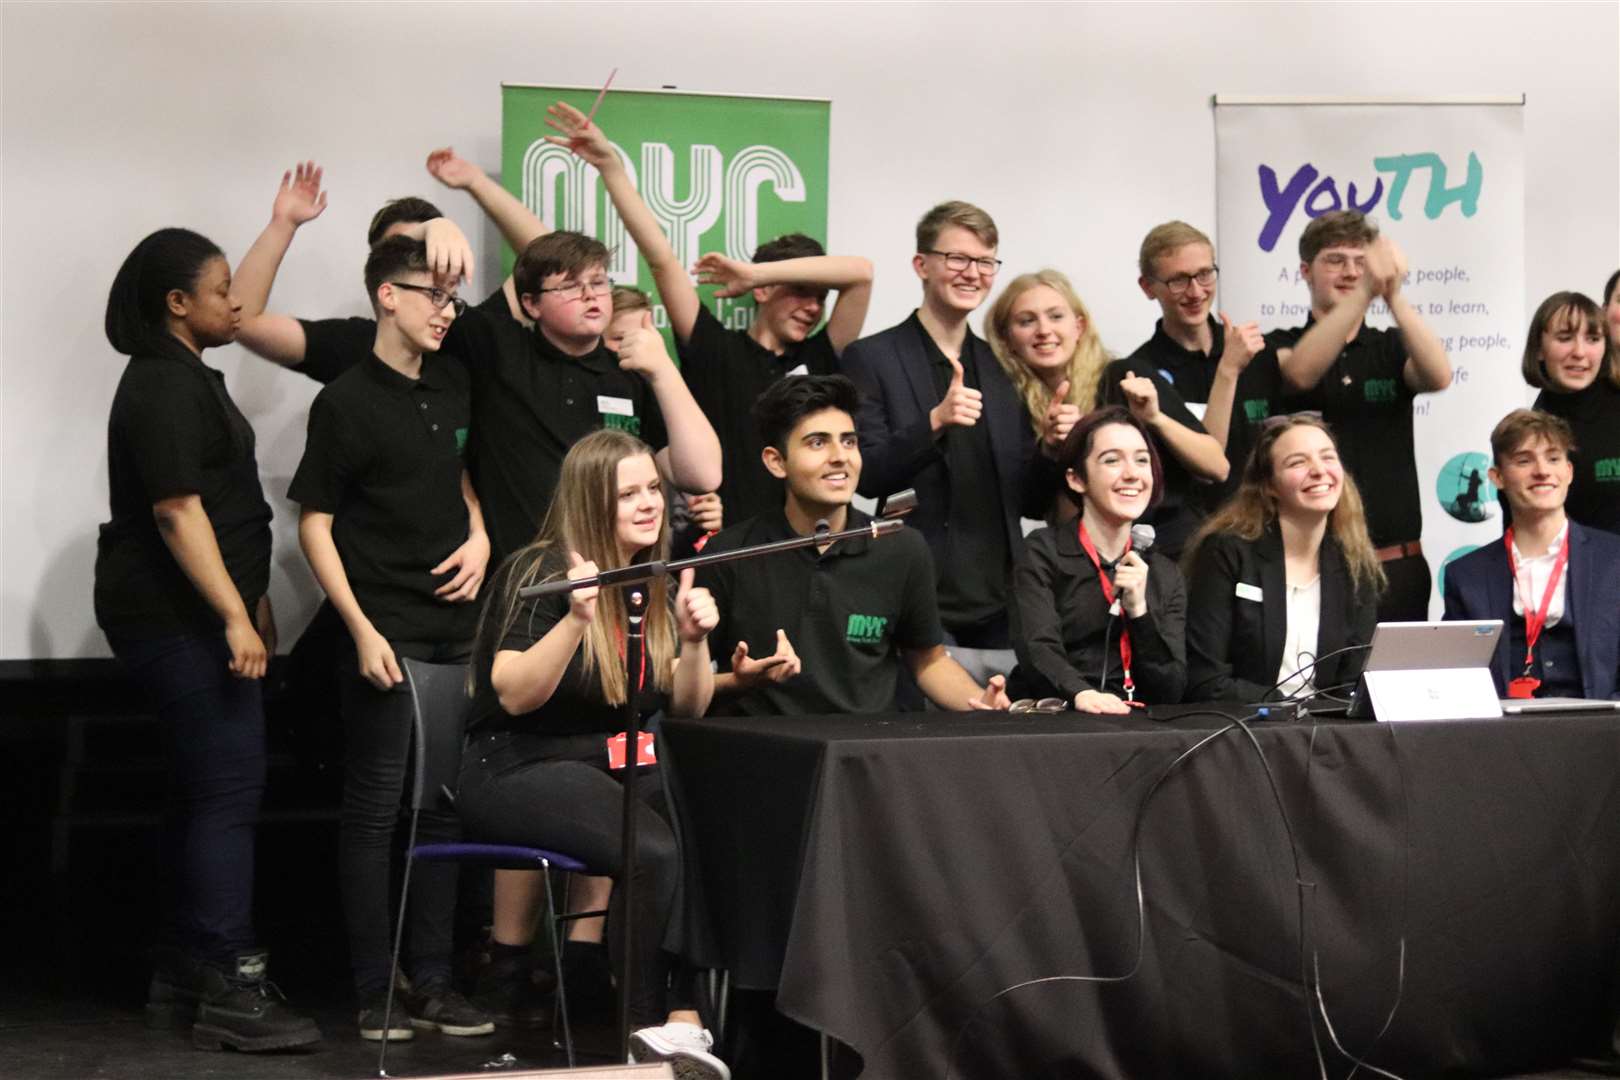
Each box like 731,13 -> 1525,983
145,946 -> 205,1030
190,951 -> 322,1052
470,941 -> 554,1029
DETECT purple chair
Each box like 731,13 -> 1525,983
378,658 -> 600,1076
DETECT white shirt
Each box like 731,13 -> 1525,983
1275,576 -> 1323,698
1510,522 -> 1569,628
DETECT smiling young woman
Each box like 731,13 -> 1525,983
1181,413 -> 1384,703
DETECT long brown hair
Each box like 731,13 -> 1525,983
985,269 -> 1112,436
1182,414 -> 1385,597
474,429 -> 674,706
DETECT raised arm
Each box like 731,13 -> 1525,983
233,162 -> 329,367
694,253 -> 875,355
1373,238 -> 1451,393
1204,314 -> 1264,451
426,147 -> 548,323
1113,370 -> 1229,483
543,101 -> 703,343
617,312 -> 723,493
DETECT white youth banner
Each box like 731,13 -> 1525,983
1215,98 -> 1526,616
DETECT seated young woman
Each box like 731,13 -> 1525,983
1008,405 -> 1188,714
456,429 -> 728,1078
1182,413 -> 1384,703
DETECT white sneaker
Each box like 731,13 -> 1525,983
629,1021 -> 730,1080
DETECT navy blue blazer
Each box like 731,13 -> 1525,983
839,317 -> 1048,564
1441,521 -> 1620,699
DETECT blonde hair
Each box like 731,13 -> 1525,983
474,430 -> 674,707
985,269 -> 1112,436
1183,414 -> 1385,599
1138,221 -> 1213,279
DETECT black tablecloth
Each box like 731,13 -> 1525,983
661,710 -> 1620,1079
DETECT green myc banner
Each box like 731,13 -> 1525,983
501,84 -> 830,348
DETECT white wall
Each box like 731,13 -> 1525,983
3,0 -> 1615,659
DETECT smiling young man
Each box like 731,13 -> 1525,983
698,375 -> 1009,716
542,100 -> 874,527
840,201 -> 1044,684
287,235 -> 493,1041
1125,221 -> 1274,500
1442,410 -> 1620,700
1271,210 -> 1453,621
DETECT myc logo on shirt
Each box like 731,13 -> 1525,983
1243,398 -> 1272,424
1595,457 -> 1620,481
601,414 -> 642,436
846,613 -> 888,646
1364,377 -> 1398,404
455,427 -> 469,454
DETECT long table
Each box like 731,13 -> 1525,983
661,710 -> 1620,1079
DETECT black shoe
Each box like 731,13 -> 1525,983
146,946 -> 205,1030
190,951 -> 322,1052
357,991 -> 414,1043
406,978 -> 496,1036
471,948 -> 553,1029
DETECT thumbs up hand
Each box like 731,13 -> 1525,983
1117,370 -> 1160,423
617,310 -> 674,380
1041,378 -> 1081,456
674,568 -> 719,644
929,356 -> 983,434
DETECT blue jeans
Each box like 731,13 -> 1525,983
108,631 -> 266,965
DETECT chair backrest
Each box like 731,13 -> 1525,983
402,658 -> 477,814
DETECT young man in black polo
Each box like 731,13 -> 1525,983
839,201 -> 1043,686
1273,210 -> 1453,621
699,375 -> 1009,716
288,235 -> 493,1041
233,149 -> 547,384
542,100 -> 875,527
1126,221 -> 1273,497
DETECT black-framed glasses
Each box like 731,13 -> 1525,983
538,276 -> 613,302
1009,697 -> 1068,714
1149,266 -> 1219,296
924,250 -> 1003,275
388,282 -> 467,316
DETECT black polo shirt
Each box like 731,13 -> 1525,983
915,315 -> 1011,630
1534,380 -> 1620,536
293,290 -> 523,385
94,342 -> 273,638
287,352 -> 477,644
1125,317 -> 1226,403
468,548 -> 669,739
1269,319 -> 1420,546
447,291 -> 670,563
677,303 -> 838,524
1095,357 -> 1212,559
698,508 -> 943,716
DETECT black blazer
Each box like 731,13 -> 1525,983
1008,524 -> 1187,704
840,318 -> 1047,564
1184,528 -> 1378,703
1442,521 -> 1620,700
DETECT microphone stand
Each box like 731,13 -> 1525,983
521,491 -> 916,1057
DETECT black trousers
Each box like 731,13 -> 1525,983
109,630 -> 266,967
1376,551 -> 1433,623
336,637 -> 468,997
456,731 -> 693,1026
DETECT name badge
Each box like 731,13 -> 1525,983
597,395 -> 634,417
1235,582 -> 1264,603
786,363 -> 809,377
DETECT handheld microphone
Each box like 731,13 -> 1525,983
1129,523 -> 1156,555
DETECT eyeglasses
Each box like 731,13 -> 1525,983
389,282 -> 467,317
1259,409 -> 1325,431
538,276 -> 613,302
924,250 -> 1003,276
1316,253 -> 1366,271
1149,266 -> 1219,296
1008,697 -> 1068,714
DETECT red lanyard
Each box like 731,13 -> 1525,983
1076,521 -> 1134,700
1502,525 -> 1570,697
